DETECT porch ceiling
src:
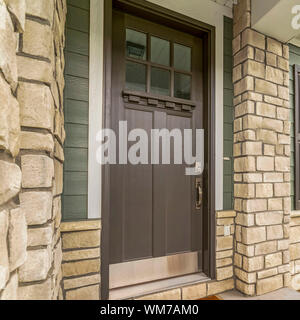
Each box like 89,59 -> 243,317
252,0 -> 300,44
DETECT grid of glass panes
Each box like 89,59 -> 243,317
125,28 -> 192,100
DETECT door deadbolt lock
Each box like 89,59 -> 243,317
196,178 -> 202,210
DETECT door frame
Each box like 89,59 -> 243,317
101,0 -> 216,300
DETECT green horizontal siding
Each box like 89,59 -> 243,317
223,17 -> 234,210
289,44 -> 300,211
62,0 -> 90,221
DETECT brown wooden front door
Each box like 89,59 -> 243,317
109,9 -> 207,285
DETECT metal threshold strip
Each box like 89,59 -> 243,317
109,272 -> 210,300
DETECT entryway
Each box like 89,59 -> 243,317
101,0 -> 216,300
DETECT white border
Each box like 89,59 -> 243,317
88,0 -> 104,219
88,0 -> 233,217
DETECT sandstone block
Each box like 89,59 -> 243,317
207,279 -> 234,296
265,252 -> 282,268
278,86 -> 289,101
216,236 -> 233,251
235,268 -> 256,284
275,157 -> 290,172
17,56 -> 52,84
256,129 -> 277,145
18,82 -> 54,131
0,161 -> 21,206
0,210 -> 9,290
264,173 -> 283,183
235,101 -> 254,117
236,279 -> 255,296
256,102 -> 276,118
255,79 -> 277,96
290,243 -> 300,260
65,285 -> 100,300
54,159 -> 63,195
19,248 -> 51,282
182,283 -> 206,300
243,256 -> 264,272
4,0 -> 26,31
242,115 -> 262,130
62,230 -> 100,250
257,268 -> 278,280
20,191 -> 52,225
242,227 -> 266,244
255,48 -> 265,63
255,241 -> 277,256
0,272 -> 18,300
62,259 -> 100,278
267,225 -> 284,240
243,60 -> 265,78
0,4 -> 17,89
242,142 -> 262,155
25,0 -> 54,24
0,75 -> 20,157
243,199 -> 267,213
21,155 -> 54,188
22,19 -> 53,58
8,208 -> 27,272
232,35 -> 241,55
243,173 -> 262,183
257,275 -> 283,295
256,211 -> 283,226
18,279 -> 52,300
267,38 -> 282,56
233,12 -> 250,37
234,76 -> 254,96
236,242 -> 254,257
266,52 -> 277,67
216,266 -> 233,281
234,184 -> 254,198
63,274 -> 101,291
266,66 -> 283,85
255,183 -> 273,198
241,29 -> 265,50
20,131 -> 54,152
62,248 -> 100,262
256,156 -> 274,171
274,183 -> 290,197
290,226 -> 300,244
277,57 -> 289,72
234,157 -> 255,172
28,226 -> 52,247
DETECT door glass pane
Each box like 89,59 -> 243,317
125,61 -> 146,92
174,73 -> 191,100
174,43 -> 191,72
126,29 -> 147,60
151,36 -> 170,66
151,67 -> 170,96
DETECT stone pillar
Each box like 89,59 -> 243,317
0,0 -> 27,300
16,0 -> 66,300
0,0 -> 66,300
233,0 -> 291,296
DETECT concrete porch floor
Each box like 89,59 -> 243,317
218,288 -> 300,300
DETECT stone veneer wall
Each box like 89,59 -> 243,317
232,0 -> 291,296
60,211 -> 235,300
290,213 -> 300,290
60,220 -> 101,300
0,0 -> 66,300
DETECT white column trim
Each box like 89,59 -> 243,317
88,0 -> 104,219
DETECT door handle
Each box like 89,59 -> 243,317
196,179 -> 202,210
